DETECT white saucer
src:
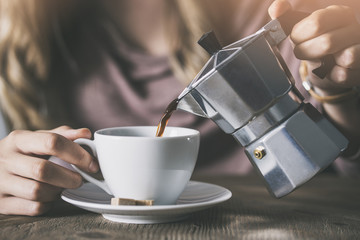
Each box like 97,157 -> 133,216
61,181 -> 231,224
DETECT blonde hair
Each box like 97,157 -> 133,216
0,0 -> 61,131
0,0 -> 209,131
166,0 -> 209,85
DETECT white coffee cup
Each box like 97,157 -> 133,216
72,126 -> 200,205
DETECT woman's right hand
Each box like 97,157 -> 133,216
0,126 -> 99,216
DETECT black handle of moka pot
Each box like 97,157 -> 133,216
277,10 -> 335,79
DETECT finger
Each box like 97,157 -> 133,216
328,66 -> 360,87
293,24 -> 360,59
0,196 -> 52,216
306,61 -> 360,88
9,130 -> 98,172
291,5 -> 357,44
0,174 -> 63,202
45,126 -> 92,141
334,44 -> 360,69
5,153 -> 83,189
268,0 -> 292,19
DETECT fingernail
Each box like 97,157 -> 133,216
89,161 -> 99,172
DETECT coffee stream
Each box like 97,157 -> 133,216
156,98 -> 179,137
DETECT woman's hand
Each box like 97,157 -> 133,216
269,1 -> 360,89
0,126 -> 98,216
291,4 -> 360,92
269,0 -> 360,156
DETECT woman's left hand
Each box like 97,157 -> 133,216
270,1 -> 360,91
291,5 -> 360,92
269,0 -> 360,157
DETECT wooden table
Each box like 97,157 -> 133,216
1,173 -> 360,240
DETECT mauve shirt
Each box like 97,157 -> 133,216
51,0 -> 359,175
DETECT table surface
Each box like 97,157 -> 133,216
1,173 -> 360,240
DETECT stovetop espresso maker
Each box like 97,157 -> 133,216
176,10 -> 348,198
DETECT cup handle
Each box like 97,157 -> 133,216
71,138 -> 113,195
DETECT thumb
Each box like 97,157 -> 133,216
268,0 -> 292,19
44,125 -> 92,141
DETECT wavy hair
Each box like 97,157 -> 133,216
0,0 -> 54,130
0,0 -> 209,131
165,0 -> 209,85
